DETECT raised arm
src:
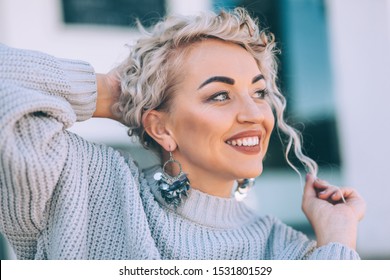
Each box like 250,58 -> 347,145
0,44 -> 97,258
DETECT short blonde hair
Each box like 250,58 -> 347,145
113,7 -> 318,176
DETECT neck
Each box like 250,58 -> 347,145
188,174 -> 234,198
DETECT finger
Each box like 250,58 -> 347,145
313,177 -> 331,190
303,173 -> 316,199
337,187 -> 358,199
315,184 -> 338,199
314,184 -> 347,204
334,187 -> 362,203
329,189 -> 347,204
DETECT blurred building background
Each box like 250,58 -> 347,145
0,0 -> 389,259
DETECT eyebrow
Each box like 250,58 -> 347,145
252,74 -> 265,84
197,74 -> 265,90
197,76 -> 234,89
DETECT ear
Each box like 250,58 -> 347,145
142,110 -> 177,151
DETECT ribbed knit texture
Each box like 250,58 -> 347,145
0,44 -> 360,260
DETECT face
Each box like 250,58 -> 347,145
163,39 -> 275,196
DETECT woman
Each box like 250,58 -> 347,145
0,8 -> 365,259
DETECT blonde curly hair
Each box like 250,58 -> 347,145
113,7 -> 318,176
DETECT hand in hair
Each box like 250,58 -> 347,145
93,69 -> 122,122
302,174 -> 366,250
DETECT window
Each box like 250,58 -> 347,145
61,0 -> 166,27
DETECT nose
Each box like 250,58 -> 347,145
236,96 -> 266,124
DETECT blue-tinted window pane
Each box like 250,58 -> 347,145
281,0 -> 333,119
212,0 -> 241,10
62,0 -> 166,27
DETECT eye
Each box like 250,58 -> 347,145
253,89 -> 269,99
208,91 -> 230,102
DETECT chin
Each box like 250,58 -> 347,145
235,164 -> 263,179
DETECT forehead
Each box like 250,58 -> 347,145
182,39 -> 261,79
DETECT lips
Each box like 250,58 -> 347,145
225,130 -> 262,155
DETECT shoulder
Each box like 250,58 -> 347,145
267,215 -> 308,238
253,214 -> 284,228
251,214 -> 309,243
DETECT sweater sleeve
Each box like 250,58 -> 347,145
0,44 -> 97,245
308,242 -> 360,260
266,216 -> 360,260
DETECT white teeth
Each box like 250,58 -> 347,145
226,136 -> 259,147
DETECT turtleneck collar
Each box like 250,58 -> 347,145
142,165 -> 257,229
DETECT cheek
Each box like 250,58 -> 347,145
171,105 -> 231,147
262,106 -> 275,148
186,111 -> 223,136
266,108 -> 275,133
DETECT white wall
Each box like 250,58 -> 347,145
327,0 -> 390,258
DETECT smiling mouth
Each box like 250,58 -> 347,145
225,136 -> 261,155
226,136 -> 259,147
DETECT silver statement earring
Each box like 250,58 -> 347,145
234,178 -> 255,201
153,151 -> 190,208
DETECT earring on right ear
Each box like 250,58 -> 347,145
234,178 -> 255,201
153,151 -> 190,208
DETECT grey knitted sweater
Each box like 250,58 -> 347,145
0,44 -> 360,260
